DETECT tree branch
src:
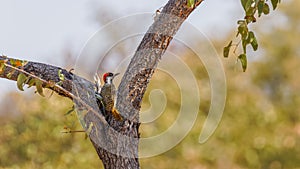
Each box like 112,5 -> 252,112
0,55 -> 140,167
0,56 -> 108,124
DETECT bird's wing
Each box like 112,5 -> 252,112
94,74 -> 102,93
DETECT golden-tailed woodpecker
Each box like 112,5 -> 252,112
97,72 -> 122,121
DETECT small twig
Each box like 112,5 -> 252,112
232,39 -> 241,57
61,130 -> 86,133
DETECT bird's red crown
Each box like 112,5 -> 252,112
103,72 -> 114,83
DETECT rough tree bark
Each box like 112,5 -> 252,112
0,0 -> 203,168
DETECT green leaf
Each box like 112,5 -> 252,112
187,0 -> 195,8
35,79 -> 45,97
242,39 -> 248,54
10,59 -> 16,67
17,73 -> 27,91
241,0 -> 247,10
258,0 -> 264,17
58,69 -> 65,81
223,47 -> 230,58
27,78 -> 36,88
247,31 -> 258,51
245,0 -> 253,12
246,6 -> 256,16
251,38 -> 258,51
248,31 -> 255,43
263,3 -> 270,15
271,0 -> 279,10
238,23 -> 248,39
238,54 -> 247,72
223,41 -> 232,58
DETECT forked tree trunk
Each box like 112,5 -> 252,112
94,0 -> 203,168
0,0 -> 203,168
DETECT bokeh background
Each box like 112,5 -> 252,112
0,0 -> 299,168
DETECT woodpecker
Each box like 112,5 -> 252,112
97,72 -> 122,121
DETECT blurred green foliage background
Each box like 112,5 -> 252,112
0,1 -> 299,169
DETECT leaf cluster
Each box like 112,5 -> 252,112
0,57 -> 71,98
223,0 -> 281,71
187,0 -> 195,8
17,73 -> 45,97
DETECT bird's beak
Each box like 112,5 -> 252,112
113,73 -> 120,79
